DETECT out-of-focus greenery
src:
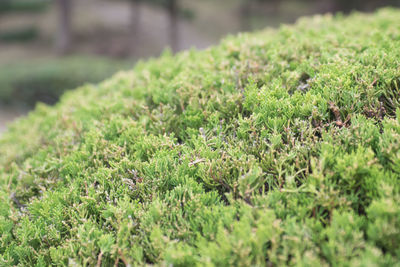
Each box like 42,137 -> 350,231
0,0 -> 49,14
0,8 -> 400,266
0,26 -> 38,43
0,57 -> 130,106
0,0 -> 48,43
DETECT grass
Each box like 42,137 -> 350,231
1,8 -> 400,266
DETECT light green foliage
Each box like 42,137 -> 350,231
1,8 -> 400,266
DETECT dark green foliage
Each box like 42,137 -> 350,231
0,57 -> 130,106
1,8 -> 400,266
0,0 -> 49,14
0,0 -> 48,45
0,26 -> 38,43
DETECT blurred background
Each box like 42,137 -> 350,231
1,0 -> 399,133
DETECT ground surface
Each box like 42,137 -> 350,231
0,0 -> 215,63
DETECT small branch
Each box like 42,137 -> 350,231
189,158 -> 205,167
96,251 -> 103,267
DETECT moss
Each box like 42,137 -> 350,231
1,8 -> 400,266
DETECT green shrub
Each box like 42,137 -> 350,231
1,8 -> 400,266
0,57 -> 130,106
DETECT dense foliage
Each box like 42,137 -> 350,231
0,57 -> 129,106
1,9 -> 400,266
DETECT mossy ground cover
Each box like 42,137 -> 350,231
1,8 -> 400,266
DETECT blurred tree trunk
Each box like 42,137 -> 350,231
130,0 -> 141,55
56,0 -> 72,54
272,0 -> 281,13
167,0 -> 179,52
333,0 -> 359,13
239,0 -> 252,31
316,0 -> 337,13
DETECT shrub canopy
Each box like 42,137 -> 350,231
1,8 -> 400,266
